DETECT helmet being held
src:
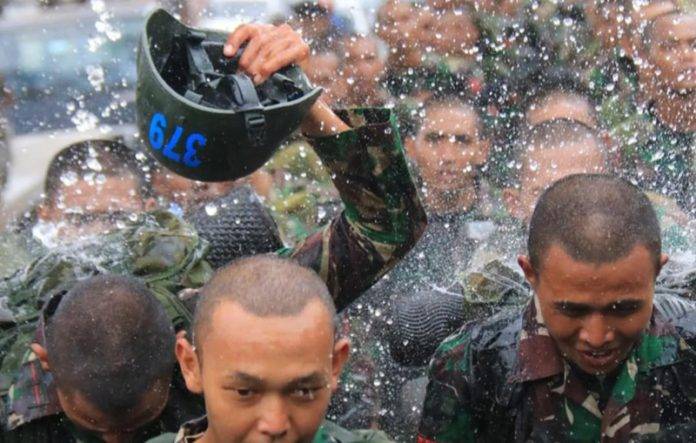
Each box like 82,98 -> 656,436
136,9 -> 322,182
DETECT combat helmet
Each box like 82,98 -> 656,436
136,8 -> 322,182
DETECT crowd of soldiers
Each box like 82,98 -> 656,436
0,0 -> 693,442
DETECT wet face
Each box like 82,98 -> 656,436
411,103 -> 488,195
432,9 -> 479,57
525,92 -> 597,128
305,52 -> 346,107
524,244 -> 658,375
646,13 -> 696,92
38,174 -> 144,238
179,300 -> 349,443
343,37 -> 385,95
510,139 -> 605,222
56,379 -> 169,443
377,1 -> 433,51
151,170 -> 235,210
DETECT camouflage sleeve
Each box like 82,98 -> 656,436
278,108 -> 427,311
418,328 -> 478,443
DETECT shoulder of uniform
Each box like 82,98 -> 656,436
429,307 -> 523,378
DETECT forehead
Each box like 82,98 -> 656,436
54,174 -> 141,210
538,244 -> 656,300
652,14 -> 696,41
201,300 -> 334,372
421,104 -> 479,133
520,141 -> 605,186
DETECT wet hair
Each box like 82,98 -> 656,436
43,139 -> 149,206
506,118 -> 607,186
45,275 -> 175,416
528,174 -> 662,273
193,254 -> 336,345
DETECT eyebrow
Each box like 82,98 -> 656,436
224,371 -> 328,387
554,299 -> 645,313
425,132 -> 473,143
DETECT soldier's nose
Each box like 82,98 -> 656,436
257,398 -> 290,438
579,314 -> 614,349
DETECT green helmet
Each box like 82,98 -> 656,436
136,8 -> 322,182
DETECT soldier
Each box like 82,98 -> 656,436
148,255 -> 393,442
326,96 -> 494,438
0,21 -> 426,442
303,50 -> 348,109
340,35 -> 389,107
34,139 -> 151,242
625,10 -> 696,212
419,174 -> 696,442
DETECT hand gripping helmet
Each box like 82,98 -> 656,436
136,8 -> 322,182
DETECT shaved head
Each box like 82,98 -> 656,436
528,174 -> 662,274
193,255 -> 336,345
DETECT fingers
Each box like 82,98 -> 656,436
258,43 -> 310,83
224,24 -> 258,57
226,22 -> 309,84
239,32 -> 278,75
249,38 -> 294,82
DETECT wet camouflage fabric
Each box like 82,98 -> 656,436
0,108 -> 426,440
147,416 -> 394,443
0,211 -> 212,441
261,137 -> 341,245
279,107 -> 427,311
418,294 -> 696,443
636,120 -> 695,214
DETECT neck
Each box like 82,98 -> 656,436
653,90 -> 696,132
388,48 -> 422,70
424,181 -> 478,215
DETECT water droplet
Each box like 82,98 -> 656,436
205,204 -> 218,216
60,171 -> 78,186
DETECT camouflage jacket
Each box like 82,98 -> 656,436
146,416 -> 394,443
261,137 -> 341,245
418,294 -> 696,443
0,108 -> 426,440
612,105 -> 695,214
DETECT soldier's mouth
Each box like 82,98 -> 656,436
578,348 -> 618,368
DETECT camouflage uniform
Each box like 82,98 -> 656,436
146,416 -> 394,443
0,108 -> 426,440
261,136 -> 341,245
418,293 -> 696,443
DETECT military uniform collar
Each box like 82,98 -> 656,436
511,296 -> 688,384
173,415 -> 208,443
5,293 -> 65,430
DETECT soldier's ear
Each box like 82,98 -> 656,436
518,255 -> 539,288
330,338 -> 350,392
175,330 -> 203,394
30,343 -> 50,372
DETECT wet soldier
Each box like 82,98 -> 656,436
340,34 -> 389,107
34,139 -> 152,242
624,10 -> 696,212
148,255 -> 393,443
0,22 -> 426,443
418,174 -> 696,442
326,96 -> 494,437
